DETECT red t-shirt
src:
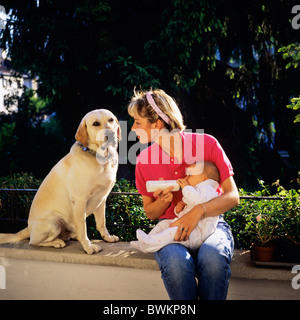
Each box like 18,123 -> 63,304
135,132 -> 234,220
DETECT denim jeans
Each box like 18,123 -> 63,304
153,217 -> 234,300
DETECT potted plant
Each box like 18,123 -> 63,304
226,181 -> 283,253
242,180 -> 300,263
226,179 -> 300,263
242,180 -> 282,262
244,206 -> 280,262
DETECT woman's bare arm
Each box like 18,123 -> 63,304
142,186 -> 174,220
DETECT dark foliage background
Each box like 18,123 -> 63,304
0,0 -> 299,190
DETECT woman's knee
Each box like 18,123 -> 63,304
196,243 -> 231,279
154,244 -> 198,299
154,244 -> 195,277
195,244 -> 231,300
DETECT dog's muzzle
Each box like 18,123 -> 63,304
100,130 -> 116,151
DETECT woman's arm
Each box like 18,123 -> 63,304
142,186 -> 174,220
170,176 -> 240,241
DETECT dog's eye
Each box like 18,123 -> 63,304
93,121 -> 100,126
108,118 -> 114,123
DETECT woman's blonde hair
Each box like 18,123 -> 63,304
128,89 -> 186,131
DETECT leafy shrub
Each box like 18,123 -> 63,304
1,174 -> 299,247
0,172 -> 42,189
0,174 -> 153,241
225,180 -> 300,249
0,173 -> 42,231
88,178 -> 157,241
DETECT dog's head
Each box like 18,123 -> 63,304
75,109 -> 121,150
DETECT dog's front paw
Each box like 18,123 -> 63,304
98,227 -> 119,243
84,243 -> 102,255
102,234 -> 119,243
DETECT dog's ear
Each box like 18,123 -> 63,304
116,118 -> 122,141
75,119 -> 88,147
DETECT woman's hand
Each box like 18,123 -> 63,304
153,186 -> 174,203
142,179 -> 174,221
170,206 -> 203,241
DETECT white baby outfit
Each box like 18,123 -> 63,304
130,179 -> 219,253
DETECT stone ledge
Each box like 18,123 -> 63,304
230,250 -> 294,281
0,240 -> 159,270
0,240 -> 295,281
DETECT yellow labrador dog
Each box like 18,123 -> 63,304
0,109 -> 120,254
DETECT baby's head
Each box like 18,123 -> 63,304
185,161 -> 220,186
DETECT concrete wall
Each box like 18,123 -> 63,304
0,241 -> 299,300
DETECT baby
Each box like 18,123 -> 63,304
130,161 -> 220,252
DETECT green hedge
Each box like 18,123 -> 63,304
1,174 -> 299,248
225,181 -> 300,249
87,178 -> 158,241
0,173 -> 42,229
0,174 -> 156,241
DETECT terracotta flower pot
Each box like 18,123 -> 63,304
252,245 -> 275,262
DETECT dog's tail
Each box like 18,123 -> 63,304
0,227 -> 29,244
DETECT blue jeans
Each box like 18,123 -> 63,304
153,217 -> 234,300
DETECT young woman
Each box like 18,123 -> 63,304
128,89 -> 239,300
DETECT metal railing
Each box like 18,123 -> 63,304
0,188 -> 284,199
0,188 -> 150,231
0,188 -> 284,231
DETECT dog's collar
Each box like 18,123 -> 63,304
78,143 -> 97,157
77,142 -> 118,165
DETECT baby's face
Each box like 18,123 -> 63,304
185,173 -> 206,186
185,163 -> 206,186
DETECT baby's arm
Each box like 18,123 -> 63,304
175,200 -> 186,215
182,185 -> 206,205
